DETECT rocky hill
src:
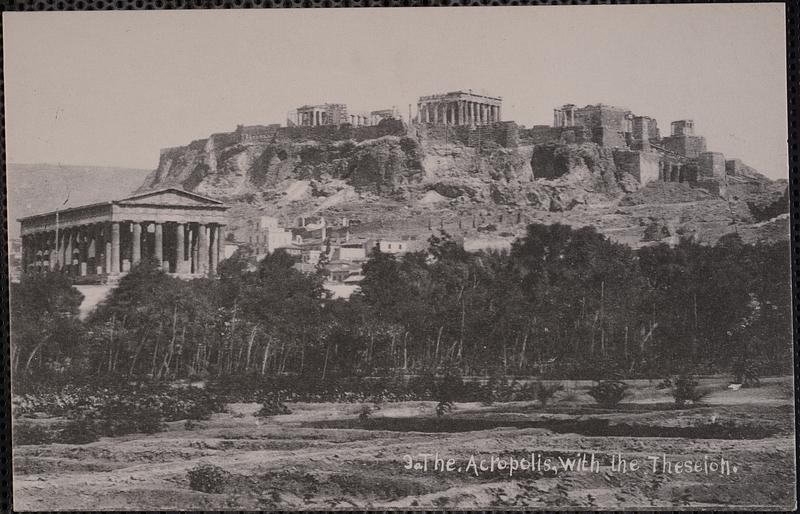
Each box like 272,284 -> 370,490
134,122 -> 788,248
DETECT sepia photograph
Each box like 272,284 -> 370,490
4,4 -> 796,511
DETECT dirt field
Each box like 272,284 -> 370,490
13,376 -> 796,510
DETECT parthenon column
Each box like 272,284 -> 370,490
110,222 -> 120,274
132,222 -> 142,266
154,222 -> 163,269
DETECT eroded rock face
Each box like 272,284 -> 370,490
136,127 -> 780,227
138,133 -> 425,199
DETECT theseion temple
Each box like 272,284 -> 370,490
18,188 -> 229,278
417,90 -> 503,126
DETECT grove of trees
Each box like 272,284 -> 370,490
11,223 -> 793,389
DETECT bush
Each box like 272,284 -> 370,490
732,360 -> 761,388
14,422 -> 53,445
255,392 -> 291,417
535,382 -> 564,406
357,404 -> 375,421
481,373 -> 521,405
560,388 -> 580,403
672,375 -> 709,407
58,419 -> 100,444
435,400 -> 453,417
587,380 -> 629,408
187,464 -> 229,494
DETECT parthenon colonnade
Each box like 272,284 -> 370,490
19,188 -> 229,279
417,90 -> 502,126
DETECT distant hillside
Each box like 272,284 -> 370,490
7,163 -> 152,239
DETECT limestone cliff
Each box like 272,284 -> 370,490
134,124 -> 786,247
138,129 -> 426,198
137,122 -> 641,213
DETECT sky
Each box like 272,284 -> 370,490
3,4 -> 789,179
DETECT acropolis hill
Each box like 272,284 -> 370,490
134,93 -> 788,249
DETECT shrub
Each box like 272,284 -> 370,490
480,373 -> 517,405
435,400 -> 453,417
732,360 -> 761,388
255,392 -> 291,417
58,419 -> 100,444
357,404 -> 374,421
672,375 -> 709,407
433,370 -> 463,416
535,382 -> 564,406
14,422 -> 53,445
188,464 -> 229,494
587,380 -> 629,408
560,388 -> 580,403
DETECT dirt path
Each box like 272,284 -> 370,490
13,378 -> 796,510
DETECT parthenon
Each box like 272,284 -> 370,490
417,90 -> 502,126
18,188 -> 229,278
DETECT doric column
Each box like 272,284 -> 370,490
209,225 -> 219,275
111,222 -> 120,274
433,103 -> 439,124
46,232 -> 55,271
59,229 -> 68,271
104,224 -> 112,274
460,101 -> 466,125
78,227 -> 88,276
64,228 -> 74,273
20,236 -> 28,271
217,225 -> 225,272
175,223 -> 185,274
132,222 -> 142,265
497,105 -> 502,122
190,225 -> 198,273
198,224 -> 209,275
89,225 -> 99,274
154,222 -> 163,269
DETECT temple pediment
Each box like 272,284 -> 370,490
118,188 -> 224,208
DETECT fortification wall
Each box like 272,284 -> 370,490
613,149 -> 661,184
417,121 -> 519,148
523,125 -> 589,146
698,151 -> 726,178
275,118 -> 406,143
660,135 -> 707,158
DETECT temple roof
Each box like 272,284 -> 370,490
18,187 -> 226,222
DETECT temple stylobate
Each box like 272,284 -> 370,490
18,188 -> 228,278
417,90 -> 502,126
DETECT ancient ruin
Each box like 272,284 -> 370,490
417,90 -> 502,126
288,103 -> 396,127
18,188 -> 228,278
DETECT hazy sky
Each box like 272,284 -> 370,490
3,5 -> 789,178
